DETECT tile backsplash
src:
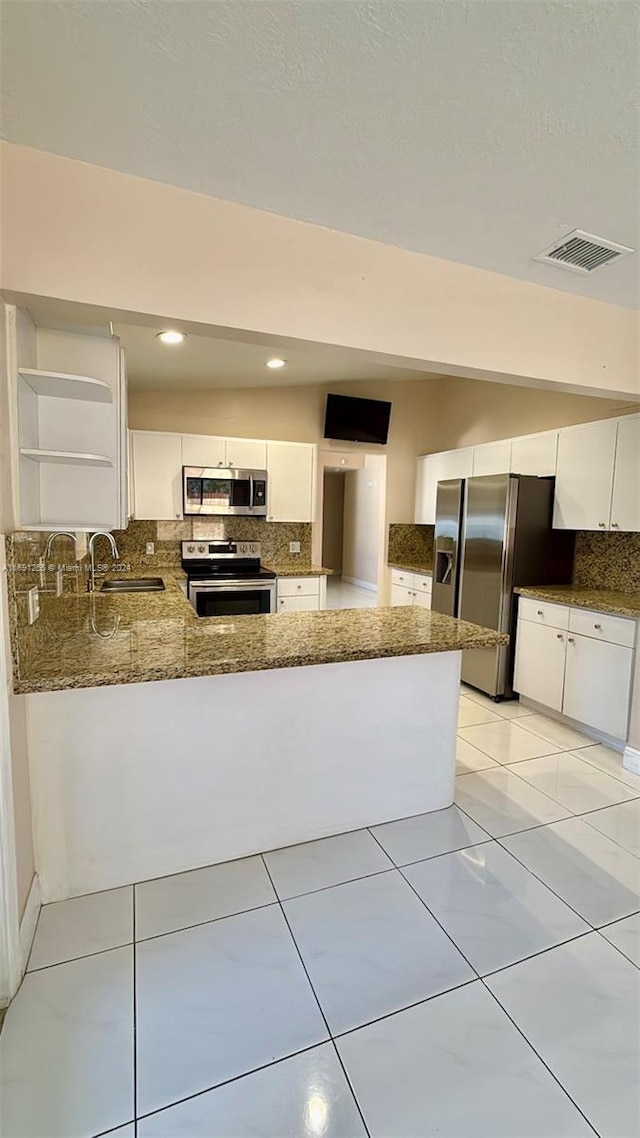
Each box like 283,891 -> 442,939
572,531 -> 640,592
388,524 -> 434,568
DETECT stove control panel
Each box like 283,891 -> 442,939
181,540 -> 261,560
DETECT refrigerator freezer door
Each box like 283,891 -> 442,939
431,479 -> 464,617
459,474 -> 516,696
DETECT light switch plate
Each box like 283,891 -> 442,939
289,541 -> 301,554
27,586 -> 39,624
55,569 -> 64,597
146,542 -> 155,555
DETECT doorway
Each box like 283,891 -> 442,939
321,455 -> 386,610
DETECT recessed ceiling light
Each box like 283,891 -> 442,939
266,358 -> 286,369
156,330 -> 186,345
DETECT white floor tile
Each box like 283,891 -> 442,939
503,817 -> 640,926
404,842 -> 588,975
264,829 -> 392,900
326,580 -> 377,610
27,887 -> 133,971
135,904 -> 327,1116
135,855 -> 275,941
455,736 -> 499,775
283,871 -> 473,1035
463,688 -> 534,720
600,913 -> 640,967
505,751 -> 638,815
338,980 -> 592,1137
517,713 -> 596,752
455,768 -> 570,837
0,947 -> 133,1138
371,805 -> 489,866
573,743 -> 640,791
138,1043 -> 367,1137
583,798 -> 640,858
458,695 -> 501,728
458,719 -> 563,764
487,933 -> 640,1138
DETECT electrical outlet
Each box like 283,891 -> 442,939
146,542 -> 155,555
55,569 -> 64,597
289,541 -> 301,554
27,586 -> 39,625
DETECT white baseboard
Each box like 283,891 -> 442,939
623,746 -> 640,776
341,576 -> 377,592
19,874 -> 41,971
518,698 -> 625,753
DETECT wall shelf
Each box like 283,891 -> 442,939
20,448 -> 114,468
18,367 -> 113,404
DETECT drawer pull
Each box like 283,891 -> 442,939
568,637 -> 575,644
612,523 -> 620,529
537,609 -> 544,616
594,624 -> 602,630
297,584 -> 302,590
556,634 -> 564,640
598,522 -> 606,528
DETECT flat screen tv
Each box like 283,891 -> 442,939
323,393 -> 391,445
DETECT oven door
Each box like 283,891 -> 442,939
189,579 -> 276,618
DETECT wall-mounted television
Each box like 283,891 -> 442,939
323,393 -> 392,446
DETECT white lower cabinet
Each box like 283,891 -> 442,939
513,619 -> 566,712
276,575 -> 325,613
563,635 -> 634,742
390,569 -> 432,609
514,602 -> 636,741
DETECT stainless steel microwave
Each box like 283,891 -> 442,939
182,467 -> 268,517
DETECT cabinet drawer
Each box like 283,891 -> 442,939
391,569 -> 414,588
518,598 -> 569,630
414,575 -> 432,594
568,608 -> 636,648
277,576 -> 320,598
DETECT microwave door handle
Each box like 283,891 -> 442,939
249,473 -> 254,507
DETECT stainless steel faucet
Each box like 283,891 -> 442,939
43,531 -> 77,560
87,531 -> 120,593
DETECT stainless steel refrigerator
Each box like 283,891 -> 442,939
431,474 -> 575,699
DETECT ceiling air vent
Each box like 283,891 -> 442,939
534,229 -> 634,275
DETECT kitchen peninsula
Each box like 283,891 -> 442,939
10,577 -> 506,903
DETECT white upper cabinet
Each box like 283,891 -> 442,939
226,438 -> 267,468
132,432 -> 183,519
472,440 -> 512,476
553,419 -> 618,531
266,442 -> 314,522
510,432 -> 558,477
610,415 -> 640,532
415,448 -> 473,524
181,435 -> 226,468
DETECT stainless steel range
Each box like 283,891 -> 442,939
181,540 -> 276,618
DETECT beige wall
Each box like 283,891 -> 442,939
2,142 -> 639,399
343,455 -> 386,588
322,472 -> 345,573
435,375 -> 636,451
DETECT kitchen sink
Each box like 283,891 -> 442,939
100,578 -> 165,593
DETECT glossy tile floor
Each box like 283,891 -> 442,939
325,577 -> 378,609
2,688 -> 640,1137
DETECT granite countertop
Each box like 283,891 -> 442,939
389,562 -> 433,576
11,571 -> 506,694
516,586 -> 640,620
266,563 -> 333,577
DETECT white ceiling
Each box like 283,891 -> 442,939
113,323 -> 437,390
3,1 -> 639,307
24,297 -> 441,389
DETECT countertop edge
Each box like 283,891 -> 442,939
516,586 -> 640,621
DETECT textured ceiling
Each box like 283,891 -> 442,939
3,1 -> 639,307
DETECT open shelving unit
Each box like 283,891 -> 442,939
15,320 -> 123,531
18,368 -> 113,404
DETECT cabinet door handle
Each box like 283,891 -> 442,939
594,624 -> 602,630
612,523 -> 619,528
598,522 -> 606,528
567,637 -> 575,643
556,634 -> 564,640
537,609 -> 544,616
